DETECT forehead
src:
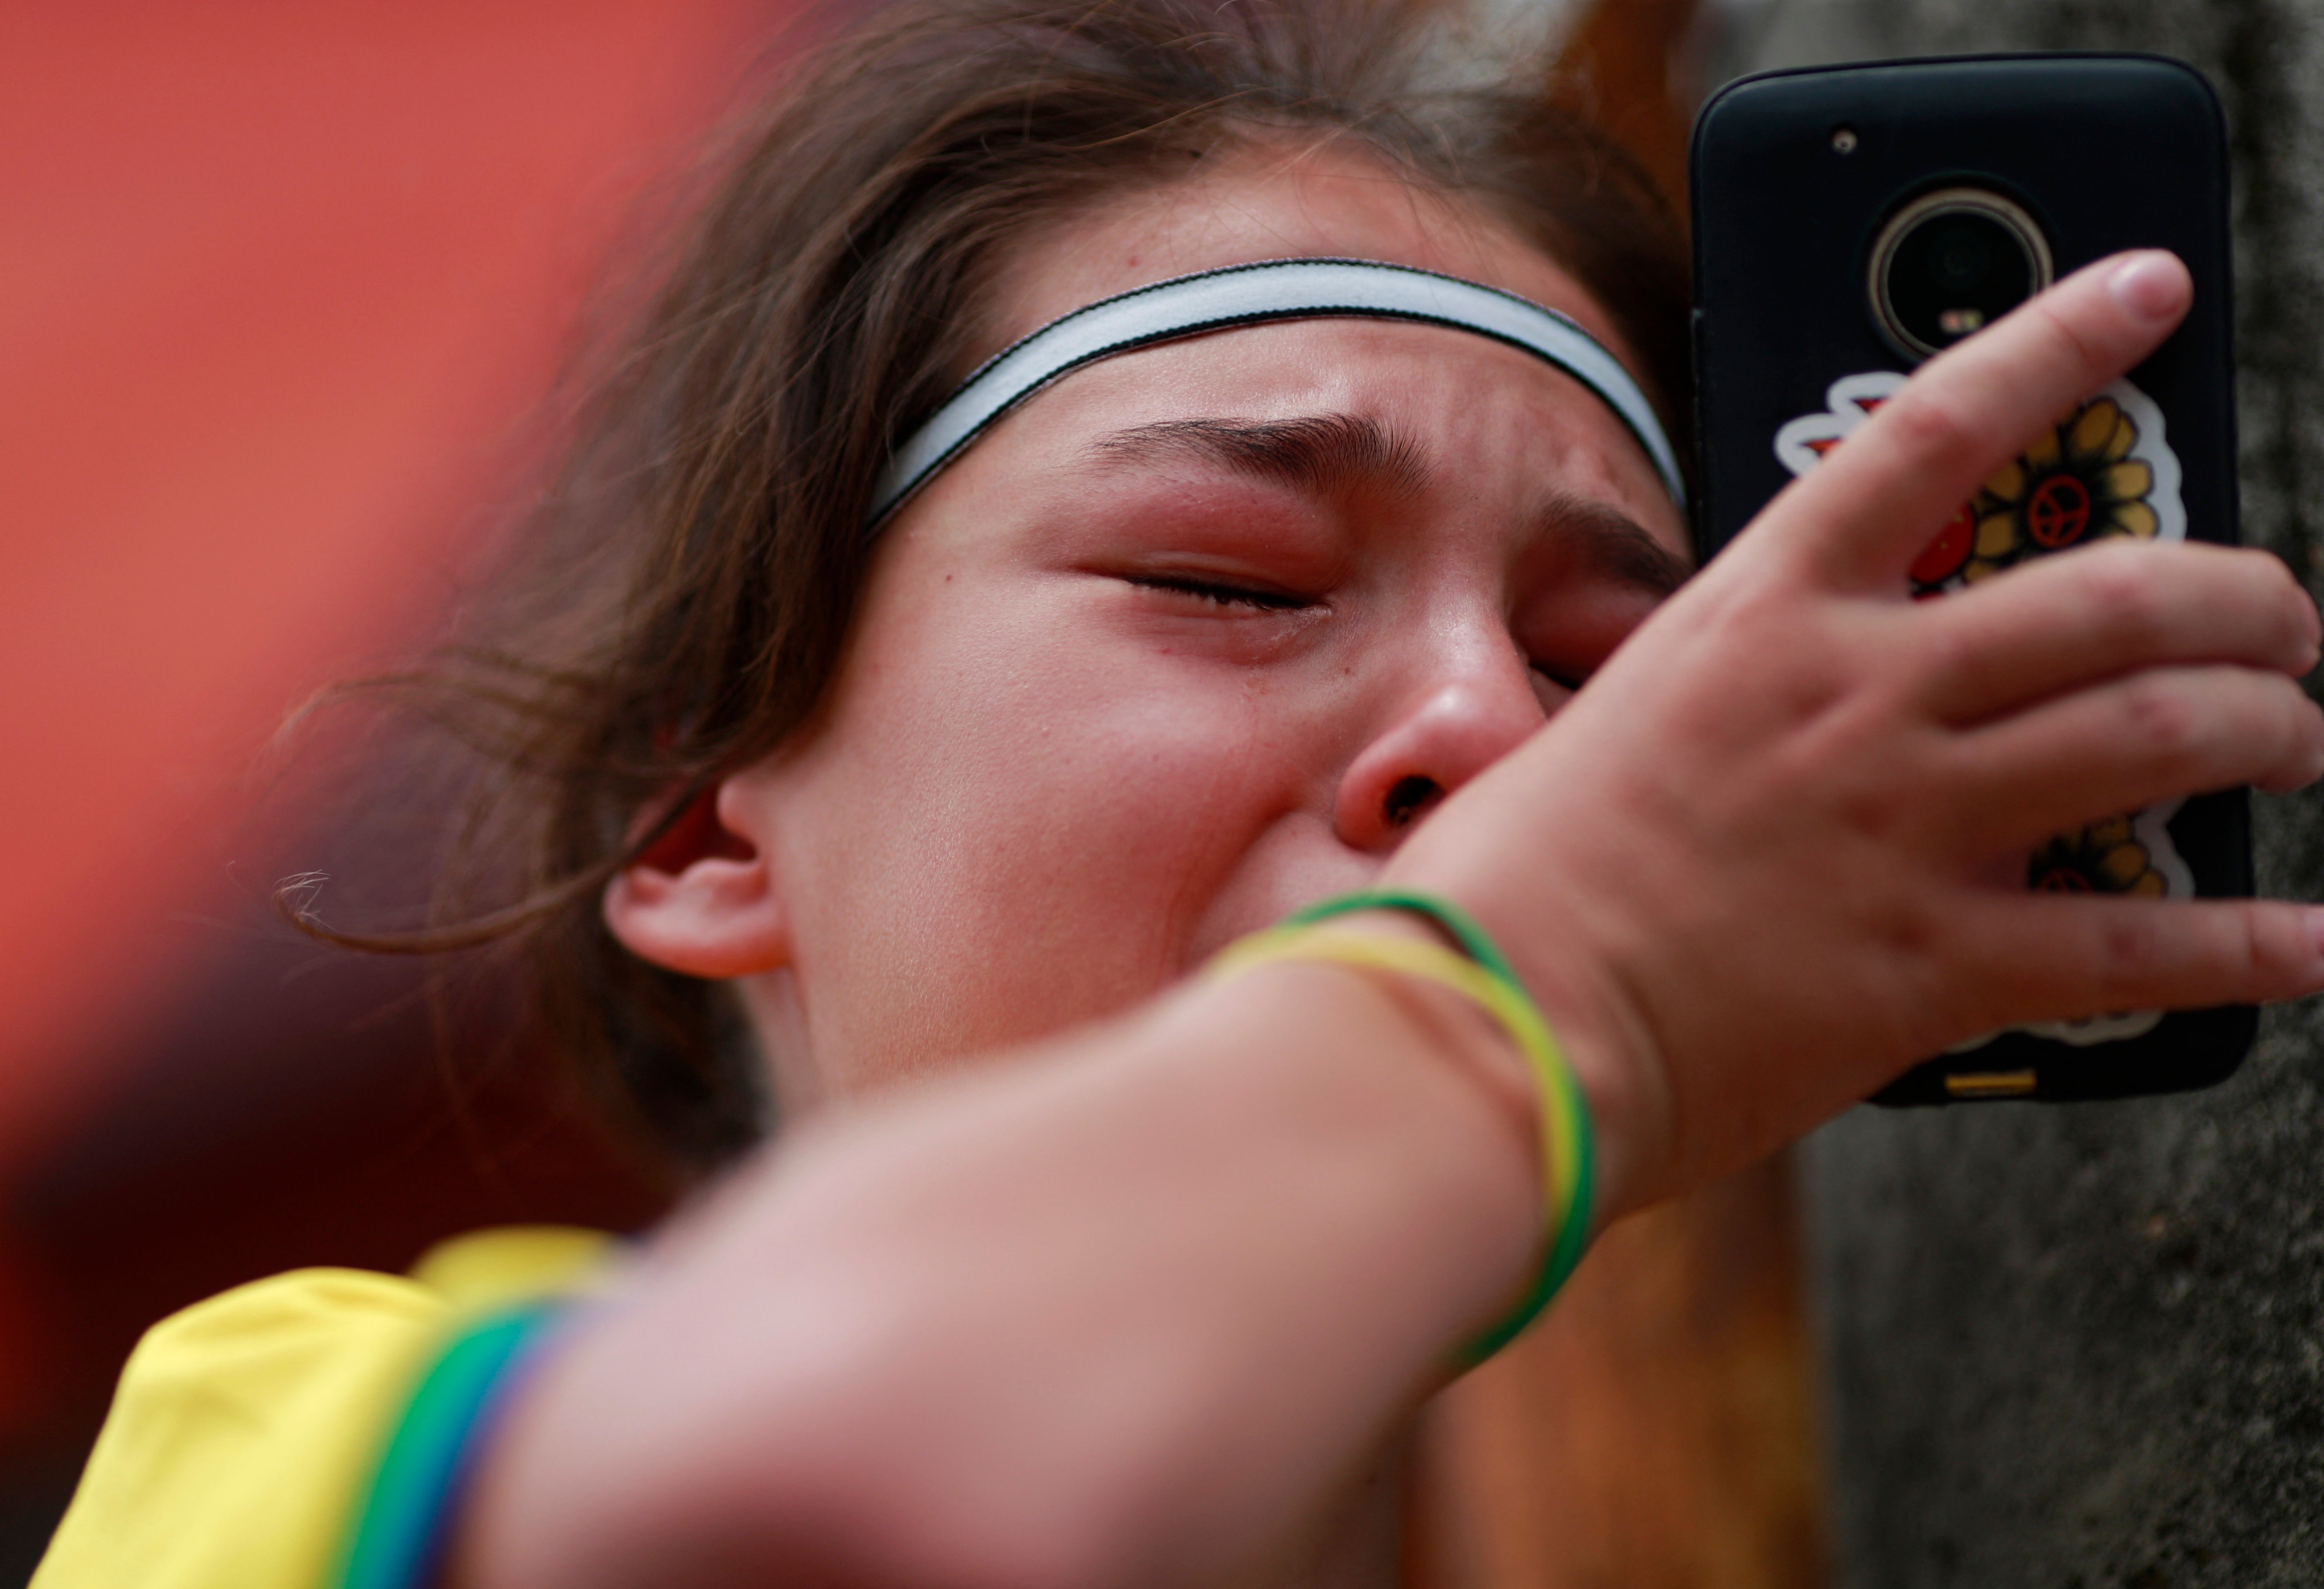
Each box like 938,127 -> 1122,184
925,139 -> 1683,546
968,316 -> 1678,536
980,138 -> 1645,378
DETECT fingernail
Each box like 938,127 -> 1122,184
2308,906 -> 2324,961
2108,252 -> 2187,322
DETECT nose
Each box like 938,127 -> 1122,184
1332,637 -> 1548,852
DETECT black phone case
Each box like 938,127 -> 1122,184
1690,55 -> 2255,1104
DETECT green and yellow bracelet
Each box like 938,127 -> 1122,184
1210,888 -> 1596,1363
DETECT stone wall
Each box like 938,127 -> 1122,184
1718,3 -> 2324,1584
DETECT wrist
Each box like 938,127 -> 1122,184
1366,865 -> 1672,1228
1313,910 -> 1545,1140
1187,939 -> 1563,1363
1217,895 -> 1601,1356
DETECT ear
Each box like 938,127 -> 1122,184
602,781 -> 790,979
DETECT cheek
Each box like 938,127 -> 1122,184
789,595 -> 1319,1065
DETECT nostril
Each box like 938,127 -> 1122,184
1383,775 -> 1442,829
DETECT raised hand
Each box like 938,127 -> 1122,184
1390,251 -> 2324,1215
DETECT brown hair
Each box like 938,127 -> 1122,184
309,0 -> 1692,1175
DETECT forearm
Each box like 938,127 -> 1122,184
454,951 -> 1545,1589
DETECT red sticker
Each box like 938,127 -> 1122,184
1909,503 -> 1976,586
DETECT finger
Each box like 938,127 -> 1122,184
1957,893 -> 2324,1028
1777,251 -> 2192,590
1911,540 -> 2321,723
1942,666 -> 2324,850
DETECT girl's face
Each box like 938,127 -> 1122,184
610,141 -> 1690,1108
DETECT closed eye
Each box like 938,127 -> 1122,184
1126,573 -> 1314,613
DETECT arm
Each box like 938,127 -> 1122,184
459,935 -> 1546,1589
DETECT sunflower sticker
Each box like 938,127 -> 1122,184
1776,373 -> 2193,1047
1773,371 -> 2186,595
2029,808 -> 2190,901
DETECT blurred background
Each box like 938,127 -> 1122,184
0,0 -> 2023,1583
0,0 -> 787,1567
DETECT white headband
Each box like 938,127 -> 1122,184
868,257 -> 1685,527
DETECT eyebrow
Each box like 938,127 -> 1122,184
1089,410 -> 1691,598
1537,490 -> 1694,596
1091,413 -> 1431,499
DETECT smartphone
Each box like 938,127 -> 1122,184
1690,54 -> 2255,1104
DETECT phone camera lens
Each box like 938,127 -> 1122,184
1929,223 -> 1994,291
1870,187 -> 2053,360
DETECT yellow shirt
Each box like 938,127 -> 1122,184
31,1226 -> 614,1589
